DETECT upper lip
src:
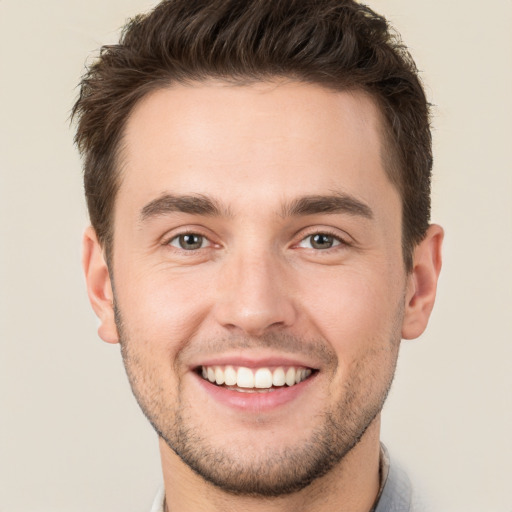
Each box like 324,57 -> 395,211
190,353 -> 320,371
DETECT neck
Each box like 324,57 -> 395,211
159,416 -> 382,512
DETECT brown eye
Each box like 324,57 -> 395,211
310,234 -> 335,249
170,233 -> 205,250
298,233 -> 342,250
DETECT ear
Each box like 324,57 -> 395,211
402,224 -> 444,340
82,226 -> 119,344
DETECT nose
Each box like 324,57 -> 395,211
213,249 -> 297,336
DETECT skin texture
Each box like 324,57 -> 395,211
83,81 -> 443,512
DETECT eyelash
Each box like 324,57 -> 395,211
163,228 -> 351,253
164,231 -> 214,251
295,229 -> 351,251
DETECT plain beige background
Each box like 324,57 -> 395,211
1,1 -> 511,511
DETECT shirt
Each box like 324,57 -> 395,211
373,445 -> 425,512
150,445 -> 424,512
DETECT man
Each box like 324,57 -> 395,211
73,1 -> 443,510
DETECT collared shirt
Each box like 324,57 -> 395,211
150,445 -> 424,512
372,445 -> 425,512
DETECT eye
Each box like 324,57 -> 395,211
168,233 -> 209,250
298,233 -> 342,250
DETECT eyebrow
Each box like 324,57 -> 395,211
139,194 -> 231,221
281,193 -> 373,219
139,191 -> 373,222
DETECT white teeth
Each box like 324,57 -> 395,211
237,367 -> 255,388
215,367 -> 225,385
285,367 -> 296,386
254,368 -> 273,388
224,365 -> 237,386
201,365 -> 313,390
272,367 -> 286,387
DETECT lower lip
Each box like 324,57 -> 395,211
193,372 -> 317,412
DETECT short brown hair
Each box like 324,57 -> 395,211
73,0 -> 432,271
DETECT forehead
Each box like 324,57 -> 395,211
118,81 -> 394,215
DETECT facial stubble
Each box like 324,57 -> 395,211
115,304 -> 402,498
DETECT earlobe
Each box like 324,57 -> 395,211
402,224 -> 444,340
82,226 -> 119,344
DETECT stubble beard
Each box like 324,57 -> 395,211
166,375 -> 390,497
116,306 -> 402,498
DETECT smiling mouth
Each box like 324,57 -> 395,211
197,365 -> 316,392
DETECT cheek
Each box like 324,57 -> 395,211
113,266 -> 213,357
298,265 -> 404,358
299,267 -> 404,405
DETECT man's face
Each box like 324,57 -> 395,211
107,82 -> 408,495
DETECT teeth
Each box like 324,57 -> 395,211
272,367 -> 286,387
215,367 -> 225,385
254,368 -> 273,388
285,367 -> 296,386
200,365 -> 313,390
224,365 -> 237,386
237,367 -> 254,388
